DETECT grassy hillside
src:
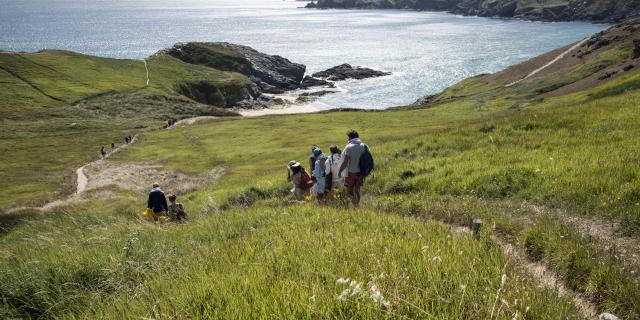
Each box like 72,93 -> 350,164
0,49 -> 250,210
1,22 -> 640,319
2,66 -> 639,317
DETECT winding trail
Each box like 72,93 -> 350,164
5,135 -> 138,213
441,221 -> 599,319
506,38 -> 588,87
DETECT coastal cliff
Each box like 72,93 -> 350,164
306,0 -> 640,23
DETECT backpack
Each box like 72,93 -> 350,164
359,144 -> 374,177
299,169 -> 315,190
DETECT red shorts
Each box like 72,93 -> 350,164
345,172 -> 364,189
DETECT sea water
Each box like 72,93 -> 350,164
0,0 -> 607,109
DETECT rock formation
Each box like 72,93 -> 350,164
312,64 -> 391,81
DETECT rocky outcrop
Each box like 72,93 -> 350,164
162,42 -> 305,92
300,75 -> 335,88
312,64 -> 391,81
307,0 -> 640,23
175,80 -> 255,107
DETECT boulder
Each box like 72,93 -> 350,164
312,64 -> 391,81
300,90 -> 339,97
300,76 -> 334,88
235,95 -> 288,110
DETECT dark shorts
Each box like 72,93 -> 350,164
345,172 -> 364,189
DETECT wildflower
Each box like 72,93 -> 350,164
369,285 -> 391,307
351,282 -> 362,296
338,289 -> 350,301
337,278 -> 350,285
459,284 -> 467,290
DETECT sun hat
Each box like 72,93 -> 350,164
288,161 -> 301,168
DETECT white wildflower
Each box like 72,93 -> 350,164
338,289 -> 350,300
369,285 -> 391,308
459,284 -> 467,290
337,278 -> 350,285
351,282 -> 362,296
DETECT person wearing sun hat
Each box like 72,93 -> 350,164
287,160 -> 312,200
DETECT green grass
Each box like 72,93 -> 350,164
0,201 -> 582,319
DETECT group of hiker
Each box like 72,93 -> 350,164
143,129 -> 371,223
287,129 -> 373,206
146,183 -> 187,222
99,135 -> 134,159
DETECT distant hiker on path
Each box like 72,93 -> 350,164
111,142 -> 115,150
167,194 -> 186,222
326,145 -> 345,190
287,161 -> 313,200
339,129 -> 374,206
100,146 -> 107,158
311,147 -> 329,202
124,136 -> 130,144
147,182 -> 168,220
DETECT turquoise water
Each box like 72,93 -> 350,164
0,0 -> 607,109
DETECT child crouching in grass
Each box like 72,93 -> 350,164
167,194 -> 187,222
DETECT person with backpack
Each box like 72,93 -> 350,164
287,161 -> 313,200
309,145 -> 319,173
339,129 -> 374,206
147,182 -> 168,221
326,145 -> 345,191
312,147 -> 329,202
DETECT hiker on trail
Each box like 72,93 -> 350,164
339,129 -> 373,206
128,135 -> 133,143
312,147 -> 329,201
100,146 -> 107,158
111,142 -> 115,150
167,194 -> 187,222
147,182 -> 168,220
124,136 -> 129,144
326,145 -> 345,191
287,161 -> 313,200
309,145 -> 319,173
